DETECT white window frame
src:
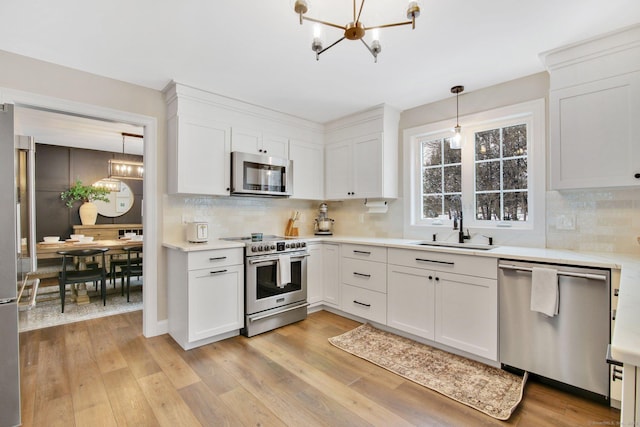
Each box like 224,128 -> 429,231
403,99 -> 546,247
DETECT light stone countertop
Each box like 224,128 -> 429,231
164,235 -> 640,366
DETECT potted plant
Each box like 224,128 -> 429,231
60,179 -> 111,225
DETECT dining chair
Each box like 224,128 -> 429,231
120,246 -> 143,302
57,248 -> 109,313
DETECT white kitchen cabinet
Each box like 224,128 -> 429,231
621,364 -> 640,426
231,127 -> 289,158
322,243 -> 340,308
387,264 -> 435,340
387,248 -> 498,361
548,73 -> 640,189
288,139 -> 324,200
325,104 -> 399,200
339,244 -> 387,323
306,243 -> 324,306
434,272 -> 497,360
167,114 -> 231,196
542,25 -> 640,190
167,247 -> 244,350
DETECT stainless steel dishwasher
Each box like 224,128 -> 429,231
498,259 -> 610,400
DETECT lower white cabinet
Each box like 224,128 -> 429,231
434,272 -> 497,360
387,248 -> 498,361
340,244 -> 387,323
168,247 -> 244,350
387,264 -> 435,340
306,243 -> 324,306
322,243 -> 341,308
621,364 -> 640,426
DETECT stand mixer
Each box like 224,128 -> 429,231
314,203 -> 334,235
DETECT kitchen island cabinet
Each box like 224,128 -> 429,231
167,247 -> 244,350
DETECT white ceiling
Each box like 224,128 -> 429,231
1,1 -> 639,126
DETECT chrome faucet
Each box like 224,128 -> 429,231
456,211 -> 471,244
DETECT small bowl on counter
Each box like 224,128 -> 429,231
43,236 -> 60,243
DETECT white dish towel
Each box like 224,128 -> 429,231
277,254 -> 291,288
530,267 -> 559,317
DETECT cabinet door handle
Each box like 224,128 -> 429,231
209,256 -> 227,261
612,309 -> 616,321
210,269 -> 228,275
634,173 -> 640,179
415,258 -> 455,266
353,272 -> 371,278
612,367 -> 623,381
353,300 -> 371,308
353,250 -> 371,255
614,288 -> 619,297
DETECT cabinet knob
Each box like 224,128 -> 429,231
635,173 -> 640,179
435,277 -> 440,281
428,275 -> 433,280
264,150 -> 267,154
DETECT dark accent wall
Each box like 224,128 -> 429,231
35,143 -> 143,241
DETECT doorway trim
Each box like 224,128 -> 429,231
1,87 -> 161,337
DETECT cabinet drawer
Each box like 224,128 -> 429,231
388,248 -> 497,279
341,244 -> 387,263
341,258 -> 387,293
188,248 -> 243,271
340,284 -> 386,324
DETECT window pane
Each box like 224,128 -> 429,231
444,194 -> 462,218
443,138 -> 461,164
503,158 -> 528,190
476,161 -> 500,191
503,191 -> 528,221
422,140 -> 441,166
476,193 -> 500,220
423,195 -> 442,218
423,167 -> 442,194
443,165 -> 461,193
475,129 -> 500,160
503,124 -> 527,157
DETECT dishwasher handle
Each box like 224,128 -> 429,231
498,264 -> 608,282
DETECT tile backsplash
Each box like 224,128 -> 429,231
546,188 -> 640,254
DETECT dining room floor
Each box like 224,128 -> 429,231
18,278 -> 142,332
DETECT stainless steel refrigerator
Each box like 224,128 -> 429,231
0,103 -> 21,427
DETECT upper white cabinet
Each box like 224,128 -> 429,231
289,139 -> 324,200
167,114 -> 231,196
542,25 -> 640,189
164,83 -> 323,196
325,105 -> 400,200
231,127 -> 289,159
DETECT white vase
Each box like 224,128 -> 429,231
79,201 -> 98,225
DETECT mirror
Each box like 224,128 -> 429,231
93,178 -> 134,217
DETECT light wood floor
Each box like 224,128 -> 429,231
19,310 -> 620,426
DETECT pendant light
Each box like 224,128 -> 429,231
108,132 -> 144,180
450,85 -> 464,149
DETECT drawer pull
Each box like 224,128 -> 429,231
353,300 -> 371,308
612,309 -> 616,321
612,367 -> 623,381
210,269 -> 228,275
614,288 -> 619,297
415,258 -> 455,266
353,272 -> 371,278
209,256 -> 227,261
353,250 -> 372,255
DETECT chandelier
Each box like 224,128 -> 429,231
108,132 -> 144,180
294,0 -> 421,62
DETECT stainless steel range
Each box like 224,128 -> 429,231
222,235 -> 309,337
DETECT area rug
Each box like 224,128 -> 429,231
329,323 -> 527,420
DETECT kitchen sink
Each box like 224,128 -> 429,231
411,241 -> 497,251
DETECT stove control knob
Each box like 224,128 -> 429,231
270,244 -> 276,250
251,246 -> 258,252
285,243 -> 290,248
301,242 -> 306,247
296,242 -> 301,248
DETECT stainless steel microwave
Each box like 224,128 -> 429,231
231,151 -> 293,197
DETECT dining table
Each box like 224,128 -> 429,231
35,238 -> 143,305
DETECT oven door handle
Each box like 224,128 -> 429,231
248,253 -> 309,265
248,302 -> 310,322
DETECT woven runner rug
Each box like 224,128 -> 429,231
329,323 -> 527,420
